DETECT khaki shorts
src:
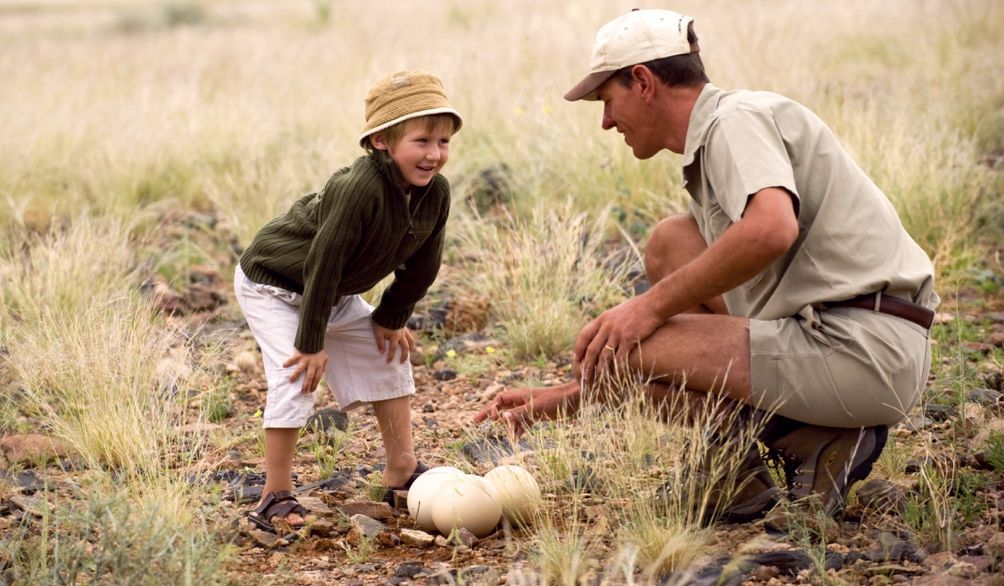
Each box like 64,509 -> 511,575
234,266 -> 414,428
749,306 -> 931,428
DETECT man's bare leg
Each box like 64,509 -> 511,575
646,214 -> 728,315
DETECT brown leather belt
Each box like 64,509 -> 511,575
825,293 -> 935,329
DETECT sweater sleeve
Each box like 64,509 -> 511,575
371,179 -> 451,329
295,172 -> 376,353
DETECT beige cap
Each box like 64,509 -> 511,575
358,70 -> 463,146
564,9 -> 697,102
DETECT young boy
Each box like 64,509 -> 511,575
234,70 -> 461,533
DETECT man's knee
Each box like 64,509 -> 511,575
645,214 -> 702,280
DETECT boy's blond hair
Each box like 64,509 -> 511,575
364,113 -> 458,153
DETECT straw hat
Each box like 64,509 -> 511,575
358,70 -> 463,146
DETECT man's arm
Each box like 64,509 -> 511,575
574,187 -> 799,382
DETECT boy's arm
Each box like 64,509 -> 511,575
297,178 -> 374,353
371,182 -> 451,329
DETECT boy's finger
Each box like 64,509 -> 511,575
288,364 -> 304,383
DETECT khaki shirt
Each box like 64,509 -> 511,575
682,84 -> 938,320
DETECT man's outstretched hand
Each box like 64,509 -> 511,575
474,386 -> 578,439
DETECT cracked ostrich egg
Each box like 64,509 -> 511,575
406,466 -> 465,531
485,465 -> 541,524
431,475 -> 502,538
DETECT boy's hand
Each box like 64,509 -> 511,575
283,350 -> 327,394
372,323 -> 416,364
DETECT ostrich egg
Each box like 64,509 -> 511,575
485,465 -> 541,524
430,475 -> 502,538
406,466 -> 465,531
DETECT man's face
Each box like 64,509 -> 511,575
596,77 -> 659,160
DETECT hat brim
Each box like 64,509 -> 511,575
358,107 -> 463,146
564,70 -> 618,102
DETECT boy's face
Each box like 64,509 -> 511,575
372,119 -> 453,188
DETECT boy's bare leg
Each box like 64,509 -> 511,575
372,396 -> 418,488
260,427 -> 304,525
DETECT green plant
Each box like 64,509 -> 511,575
341,533 -> 375,564
203,381 -> 234,424
985,431 -> 1004,472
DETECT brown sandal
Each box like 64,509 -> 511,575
247,490 -> 309,534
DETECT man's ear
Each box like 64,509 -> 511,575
631,64 -> 657,100
370,132 -> 389,151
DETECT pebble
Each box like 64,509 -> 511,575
433,369 -> 457,381
348,514 -> 386,540
339,500 -> 393,521
0,433 -> 67,465
400,528 -> 436,547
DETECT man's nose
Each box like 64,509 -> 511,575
601,112 -> 615,130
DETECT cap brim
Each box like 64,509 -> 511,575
564,70 -> 617,102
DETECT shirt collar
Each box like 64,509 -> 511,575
681,83 -> 724,168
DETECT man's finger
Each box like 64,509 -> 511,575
573,319 -> 600,361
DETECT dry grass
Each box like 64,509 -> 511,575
0,0 -> 1001,582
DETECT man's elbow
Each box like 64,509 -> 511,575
759,215 -> 799,257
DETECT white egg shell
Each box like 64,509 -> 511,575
431,475 -> 502,538
485,465 -> 541,523
406,466 -> 465,531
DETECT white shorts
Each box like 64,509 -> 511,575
234,266 -> 415,428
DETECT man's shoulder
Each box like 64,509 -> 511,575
712,89 -> 801,122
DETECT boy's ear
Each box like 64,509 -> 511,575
370,132 -> 389,151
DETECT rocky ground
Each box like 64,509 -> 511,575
2,224 -> 1004,585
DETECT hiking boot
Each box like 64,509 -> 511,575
656,443 -> 782,524
719,446 -> 784,523
765,423 -> 889,521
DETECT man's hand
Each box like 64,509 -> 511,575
474,386 -> 579,439
283,350 -> 327,394
573,294 -> 664,385
372,323 -> 416,364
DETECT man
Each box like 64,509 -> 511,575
476,9 -> 938,526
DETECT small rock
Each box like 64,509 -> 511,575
967,388 -> 1002,405
867,532 -> 918,563
989,331 -> 1004,348
185,282 -> 225,312
9,495 -> 43,517
296,495 -> 334,516
423,403 -> 435,413
986,532 -> 1004,560
923,403 -> 955,422
433,369 -> 457,381
856,479 -> 906,513
434,535 -> 449,547
305,407 -> 350,433
0,433 -> 67,466
896,413 -> 934,433
306,519 -> 335,538
348,514 -> 386,540
145,277 -> 186,314
400,528 -> 436,547
247,528 -> 279,548
339,500 -> 393,521
454,527 -> 478,547
395,561 -> 426,578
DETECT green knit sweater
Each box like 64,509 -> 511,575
239,152 -> 450,353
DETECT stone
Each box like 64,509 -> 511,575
306,519 -> 336,538
434,535 -> 449,547
339,500 -> 393,521
295,495 -> 334,516
454,527 -> 478,547
967,388 -> 1002,405
400,528 -> 436,547
144,277 -> 186,315
0,433 -> 67,466
867,532 -> 918,563
989,331 -> 1004,348
304,408 -> 349,433
856,479 -> 906,513
9,495 -> 43,517
348,514 -> 386,540
246,528 -> 278,548
986,532 -> 1004,560
433,369 -> 457,381
185,282 -> 225,312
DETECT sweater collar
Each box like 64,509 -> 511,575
369,150 -> 433,201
